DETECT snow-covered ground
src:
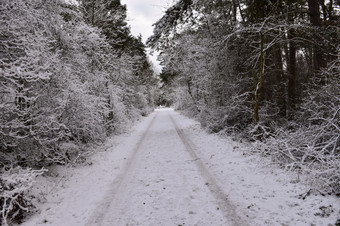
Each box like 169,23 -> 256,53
21,108 -> 339,226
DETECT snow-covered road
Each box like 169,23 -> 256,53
22,109 -> 339,226
87,109 -> 244,225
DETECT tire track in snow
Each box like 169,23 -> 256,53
168,113 -> 249,226
86,112 -> 158,226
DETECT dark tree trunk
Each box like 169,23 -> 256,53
91,0 -> 95,25
285,0 -> 297,117
308,0 -> 327,72
287,29 -> 296,114
272,42 -> 286,117
308,0 -> 322,26
254,32 -> 264,125
232,0 -> 237,22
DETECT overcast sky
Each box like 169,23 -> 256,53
121,0 -> 174,73
121,0 -> 172,42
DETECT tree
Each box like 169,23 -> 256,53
1,0 -> 157,223
148,0 -> 339,193
147,0 -> 194,50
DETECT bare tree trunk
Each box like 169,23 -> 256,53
287,28 -> 296,115
308,0 -> 327,72
254,32 -> 264,125
91,0 -> 95,25
272,40 -> 286,117
232,0 -> 237,22
285,0 -> 297,116
308,0 -> 322,26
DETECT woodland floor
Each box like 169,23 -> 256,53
21,108 -> 339,226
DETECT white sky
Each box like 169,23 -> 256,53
121,0 -> 175,73
121,0 -> 173,42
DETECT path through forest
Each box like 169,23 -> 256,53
22,109 -> 339,226
86,109 -> 245,225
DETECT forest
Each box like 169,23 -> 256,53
148,0 -> 340,199
0,0 -> 158,224
0,0 -> 339,224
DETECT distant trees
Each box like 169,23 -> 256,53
0,0 -> 157,224
148,0 -> 339,194
80,0 -> 156,125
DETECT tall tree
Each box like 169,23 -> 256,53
148,0 -> 340,197
307,0 -> 327,73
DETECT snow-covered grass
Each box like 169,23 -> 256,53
20,109 -> 339,226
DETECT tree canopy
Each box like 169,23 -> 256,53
0,0 -> 157,223
148,0 -> 340,195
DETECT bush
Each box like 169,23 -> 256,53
259,57 -> 340,195
0,167 -> 46,226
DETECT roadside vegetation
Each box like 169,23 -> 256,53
148,0 -> 340,198
0,0 -> 157,224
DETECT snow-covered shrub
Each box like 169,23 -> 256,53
260,56 -> 340,194
0,0 -> 69,166
174,86 -> 197,113
0,167 -> 46,226
133,86 -> 154,117
1,0 -> 156,167
261,126 -> 340,194
59,82 -> 107,143
299,57 -> 340,194
106,86 -> 129,134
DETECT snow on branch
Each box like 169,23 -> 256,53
0,167 -> 46,226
